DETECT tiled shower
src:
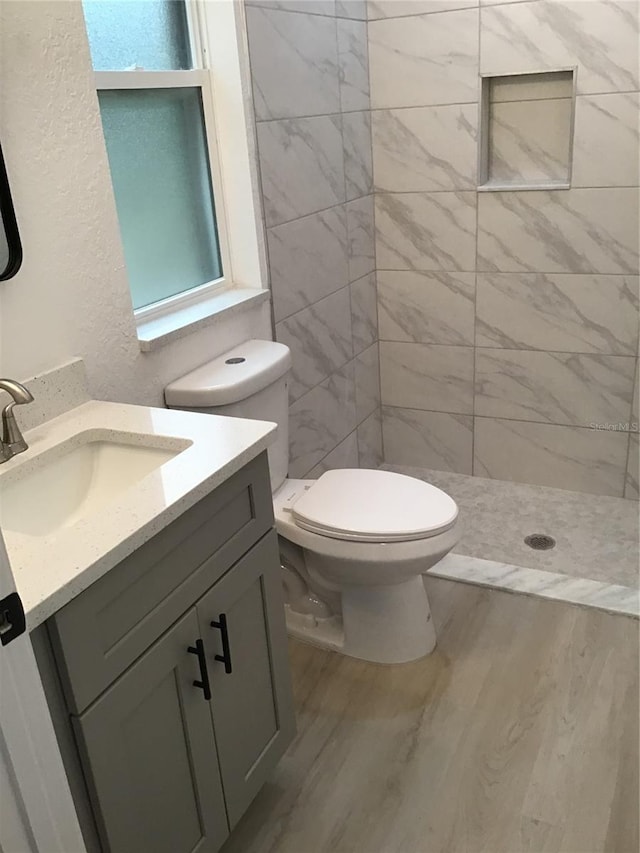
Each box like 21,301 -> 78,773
245,0 -> 639,500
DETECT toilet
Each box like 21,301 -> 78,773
165,339 -> 461,664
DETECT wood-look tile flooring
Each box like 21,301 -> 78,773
222,579 -> 639,853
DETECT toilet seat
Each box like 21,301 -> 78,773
290,469 -> 458,543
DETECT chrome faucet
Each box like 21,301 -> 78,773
0,379 -> 34,464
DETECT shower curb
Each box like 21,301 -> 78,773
428,553 -> 639,620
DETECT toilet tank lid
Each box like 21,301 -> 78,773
165,340 -> 291,408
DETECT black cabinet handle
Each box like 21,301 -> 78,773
187,639 -> 212,700
210,613 -> 233,674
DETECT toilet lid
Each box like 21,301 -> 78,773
291,469 -> 458,543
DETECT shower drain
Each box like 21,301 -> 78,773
524,534 -> 556,551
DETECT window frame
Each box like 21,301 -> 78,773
92,0 -> 251,324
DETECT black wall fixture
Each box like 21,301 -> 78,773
0,143 -> 22,281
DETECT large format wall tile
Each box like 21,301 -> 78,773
474,417 -> 629,496
626,434 -> 639,498
247,7 -> 340,121
572,93 -> 640,188
382,407 -> 473,472
369,8 -> 479,108
308,430 -> 359,478
480,0 -> 640,95
268,206 -> 349,322
276,286 -> 353,402
369,0 -> 478,17
355,343 -> 380,422
258,115 -> 345,226
372,105 -> 477,191
376,192 -> 477,271
248,0 -> 376,478
378,270 -> 475,345
475,350 -> 636,427
351,272 -> 378,353
357,409 -> 383,468
343,111 -> 373,200
476,273 -> 639,355
346,195 -> 375,281
380,342 -> 474,413
477,189 -> 639,275
247,0 -> 336,14
336,0 -> 367,19
337,19 -> 370,112
289,361 -> 357,477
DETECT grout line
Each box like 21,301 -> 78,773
370,100 -> 479,112
290,339 -> 377,420
267,199 -> 347,232
334,3 -> 355,447
243,12 -> 278,339
275,262 -> 373,324
376,267 -> 638,277
266,196 -> 364,230
621,356 -> 639,496
374,186 -> 640,193
378,340 -> 639,357
276,281 -> 354,327
476,0 -> 544,8
622,430 -> 633,499
366,10 -> 384,467
246,1 -> 366,22
256,93 -> 640,123
383,405 -> 637,434
368,3 -> 480,23
471,0 -> 481,476
256,110 -> 343,124
303,425 -> 360,477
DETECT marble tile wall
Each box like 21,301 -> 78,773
246,0 -> 381,477
370,0 -> 640,498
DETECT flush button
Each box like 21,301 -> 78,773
225,357 -> 246,365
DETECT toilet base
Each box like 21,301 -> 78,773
284,576 -> 436,664
342,576 -> 437,663
284,606 -> 344,652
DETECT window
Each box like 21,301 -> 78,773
83,0 -> 230,314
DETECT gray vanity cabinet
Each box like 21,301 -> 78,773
196,530 -> 295,828
72,609 -> 229,853
35,453 -> 296,853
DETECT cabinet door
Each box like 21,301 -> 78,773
73,610 -> 228,853
197,530 -> 296,827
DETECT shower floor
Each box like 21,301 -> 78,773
383,465 -> 639,615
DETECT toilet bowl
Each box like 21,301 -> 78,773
165,339 -> 461,664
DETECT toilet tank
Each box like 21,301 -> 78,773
164,340 -> 291,492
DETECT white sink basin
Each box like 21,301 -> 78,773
0,433 -> 184,537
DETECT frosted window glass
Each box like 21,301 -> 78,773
99,88 -> 222,310
83,0 -> 191,70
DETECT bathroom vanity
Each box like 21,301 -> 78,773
0,401 -> 295,853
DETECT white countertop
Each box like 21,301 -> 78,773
0,401 -> 276,630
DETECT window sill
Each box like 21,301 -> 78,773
136,287 -> 270,352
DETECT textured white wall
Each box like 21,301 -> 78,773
0,0 -> 271,406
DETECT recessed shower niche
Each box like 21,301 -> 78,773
479,70 -> 576,191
